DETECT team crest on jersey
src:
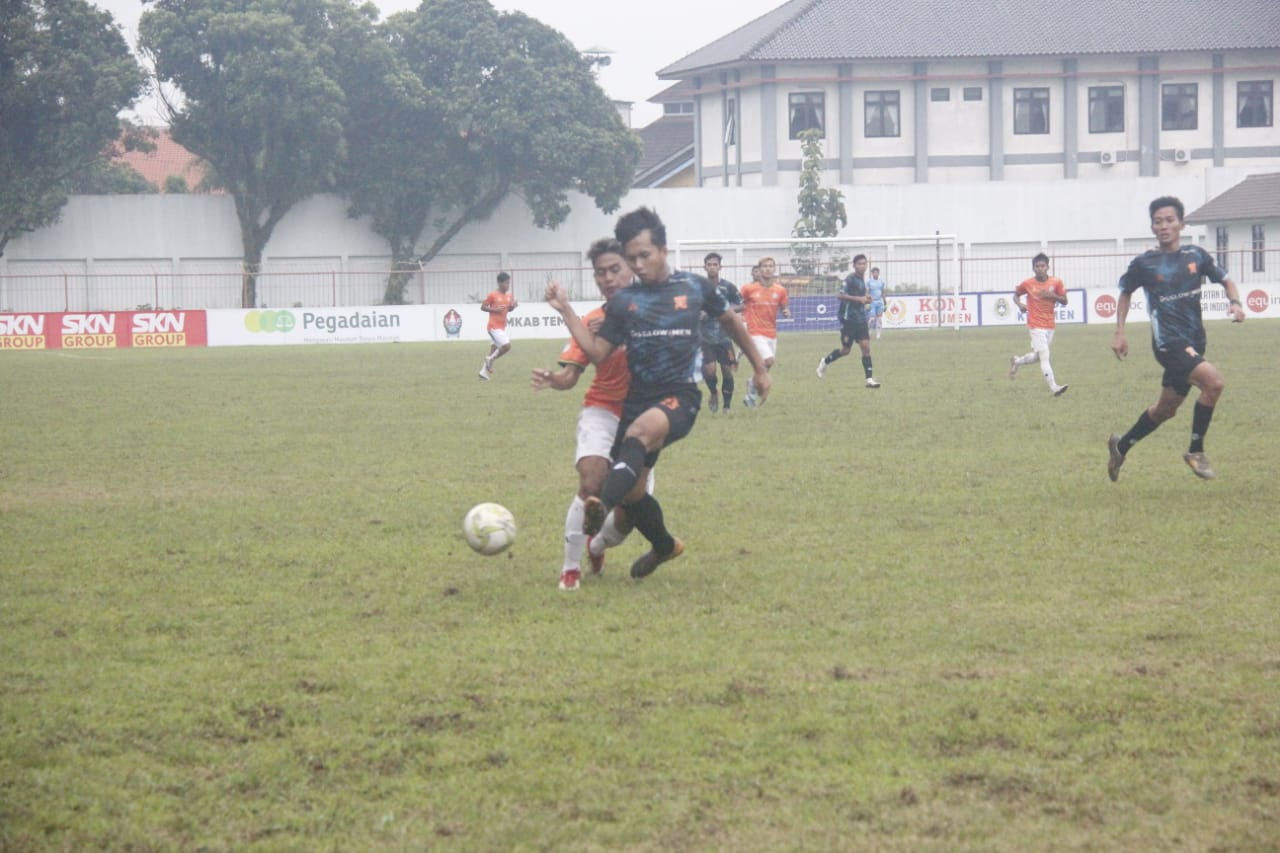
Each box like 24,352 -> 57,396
673,295 -> 688,309
1187,262 -> 1198,274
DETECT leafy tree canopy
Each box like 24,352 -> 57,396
140,0 -> 358,306
0,0 -> 145,255
340,0 -> 641,301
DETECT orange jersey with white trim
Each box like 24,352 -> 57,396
740,282 -> 788,338
1015,276 -> 1065,330
482,290 -> 516,331
558,306 -> 629,417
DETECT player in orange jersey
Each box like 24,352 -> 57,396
738,256 -> 790,406
478,272 -> 517,379
532,239 -> 646,591
1009,253 -> 1069,396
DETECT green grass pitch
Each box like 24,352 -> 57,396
1,322 -> 1277,850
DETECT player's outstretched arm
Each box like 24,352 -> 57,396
1111,291 -> 1132,360
531,364 -> 582,392
545,282 -> 615,364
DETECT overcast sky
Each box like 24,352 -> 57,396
92,0 -> 785,127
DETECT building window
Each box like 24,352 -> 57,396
1013,87 -> 1049,134
864,90 -> 900,138
963,87 -> 983,101
724,97 -> 737,146
1216,226 -> 1229,269
931,87 -> 950,102
663,102 -> 693,116
1088,85 -> 1125,133
1238,81 -> 1273,128
789,92 -> 825,139
1162,83 -> 1198,130
1252,224 -> 1265,273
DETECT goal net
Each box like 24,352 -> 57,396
673,234 -> 964,330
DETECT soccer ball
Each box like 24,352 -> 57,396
463,502 -> 517,555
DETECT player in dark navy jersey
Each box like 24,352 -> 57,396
816,253 -> 880,387
1107,196 -> 1245,482
699,252 -> 743,412
546,207 -> 769,579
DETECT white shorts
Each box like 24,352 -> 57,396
1029,327 -> 1054,356
575,405 -> 620,462
574,405 -> 656,493
749,335 -> 777,361
488,328 -> 511,348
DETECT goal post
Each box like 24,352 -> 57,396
673,234 -> 964,330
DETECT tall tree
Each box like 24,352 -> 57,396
340,0 -> 641,302
140,0 -> 354,307
0,0 -> 145,257
791,128 -> 848,276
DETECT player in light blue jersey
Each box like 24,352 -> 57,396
865,266 -> 887,340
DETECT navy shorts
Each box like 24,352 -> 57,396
839,315 -> 870,347
701,340 -> 737,368
613,384 -> 702,468
1154,340 -> 1206,397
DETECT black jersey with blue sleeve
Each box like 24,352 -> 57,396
700,280 -> 741,345
839,273 -> 866,323
1118,245 -> 1226,351
597,269 -> 728,393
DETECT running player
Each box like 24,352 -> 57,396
478,272 -> 517,379
738,256 -> 790,406
699,252 -> 744,412
816,253 -> 880,387
1009,253 -> 1069,396
1107,196 -> 1245,482
532,239 -> 644,591
545,207 -> 769,579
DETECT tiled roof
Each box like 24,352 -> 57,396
660,0 -> 1280,76
633,115 -> 694,187
117,128 -> 209,192
1186,172 -> 1280,223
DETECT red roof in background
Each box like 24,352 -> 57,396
118,128 -> 210,192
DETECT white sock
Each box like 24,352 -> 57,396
563,495 -> 585,571
1042,362 -> 1058,388
597,511 -> 629,549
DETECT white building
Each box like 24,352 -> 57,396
658,0 -> 1280,187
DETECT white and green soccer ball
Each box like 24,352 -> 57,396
463,502 -> 517,555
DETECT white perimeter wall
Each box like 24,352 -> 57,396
2,167 -> 1268,273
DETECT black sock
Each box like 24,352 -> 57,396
1119,410 -> 1160,455
1189,402 -> 1214,454
624,494 -> 675,555
722,374 -> 734,404
861,355 -> 873,378
706,375 -> 719,397
825,349 -> 843,364
600,437 -> 645,509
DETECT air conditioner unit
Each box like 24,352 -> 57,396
1100,150 -> 1119,166
1173,147 -> 1191,164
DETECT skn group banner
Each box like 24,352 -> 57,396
0,310 -> 207,350
3,286 -> 1276,351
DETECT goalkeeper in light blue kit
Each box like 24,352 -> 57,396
865,266 -> 887,340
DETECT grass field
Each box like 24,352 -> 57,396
2,322 -> 1278,851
